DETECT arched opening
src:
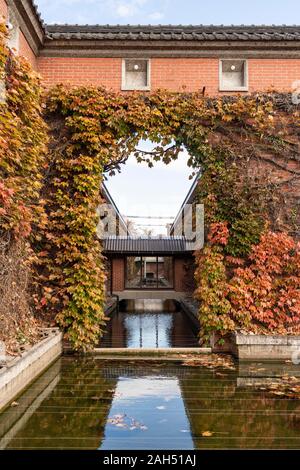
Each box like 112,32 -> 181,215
97,137 -> 200,348
102,138 -> 198,288
38,86 -> 299,351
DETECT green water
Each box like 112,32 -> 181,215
1,357 -> 300,449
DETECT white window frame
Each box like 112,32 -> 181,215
219,59 -> 248,92
121,58 -> 151,91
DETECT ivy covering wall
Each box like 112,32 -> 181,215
0,24 -> 48,353
0,24 -> 299,351
41,86 -> 300,349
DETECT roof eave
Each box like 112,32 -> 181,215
8,0 -> 45,54
41,38 -> 300,59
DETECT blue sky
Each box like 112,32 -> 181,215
35,0 -> 300,25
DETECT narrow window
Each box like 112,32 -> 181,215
126,256 -> 142,288
122,59 -> 150,91
125,256 -> 173,289
219,59 -> 248,92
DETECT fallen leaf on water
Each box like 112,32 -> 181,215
254,375 -> 300,399
181,353 -> 236,371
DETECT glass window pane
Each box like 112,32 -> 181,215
126,256 -> 174,289
141,256 -> 158,288
158,257 -> 173,288
126,256 -> 142,288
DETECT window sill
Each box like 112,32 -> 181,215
121,86 -> 151,92
219,87 -> 249,92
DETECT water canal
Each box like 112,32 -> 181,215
1,357 -> 300,449
98,300 -> 199,348
99,311 -> 199,348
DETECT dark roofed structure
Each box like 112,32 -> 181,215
45,24 -> 300,42
5,3 -> 300,58
103,236 -> 194,254
41,23 -> 300,58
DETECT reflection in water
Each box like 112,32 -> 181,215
1,357 -> 300,449
99,311 -> 199,348
125,314 -> 172,348
101,376 -> 193,449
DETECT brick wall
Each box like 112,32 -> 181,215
110,255 -> 194,293
174,258 -> 183,292
38,57 -> 122,89
112,257 -> 125,292
0,0 -> 7,20
37,56 -> 300,94
19,30 -> 38,70
248,59 -> 300,92
0,2 -> 38,70
151,58 -> 219,94
174,257 -> 192,293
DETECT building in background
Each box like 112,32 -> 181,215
1,0 -> 299,299
1,0 -> 300,94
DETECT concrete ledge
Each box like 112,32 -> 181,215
104,297 -> 118,316
180,299 -> 199,329
233,332 -> 300,361
92,347 -> 211,359
114,291 -> 188,301
0,359 -> 61,449
0,329 -> 63,411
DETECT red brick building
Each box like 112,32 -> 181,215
2,0 -> 300,299
2,0 -> 300,95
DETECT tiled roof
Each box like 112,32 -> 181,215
31,1 -> 45,30
103,236 -> 194,253
45,24 -> 300,41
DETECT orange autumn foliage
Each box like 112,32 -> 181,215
230,231 -> 300,333
196,224 -> 300,339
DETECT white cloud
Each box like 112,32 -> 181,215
114,0 -> 149,18
114,377 -> 180,400
113,0 -> 165,20
116,4 -> 135,17
148,11 -> 164,20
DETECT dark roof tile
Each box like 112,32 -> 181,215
103,236 -> 194,253
45,24 -> 300,42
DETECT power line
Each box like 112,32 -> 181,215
125,215 -> 175,219
136,223 -> 169,227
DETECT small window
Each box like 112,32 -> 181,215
219,59 -> 248,91
125,256 -> 173,289
122,59 -> 150,91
